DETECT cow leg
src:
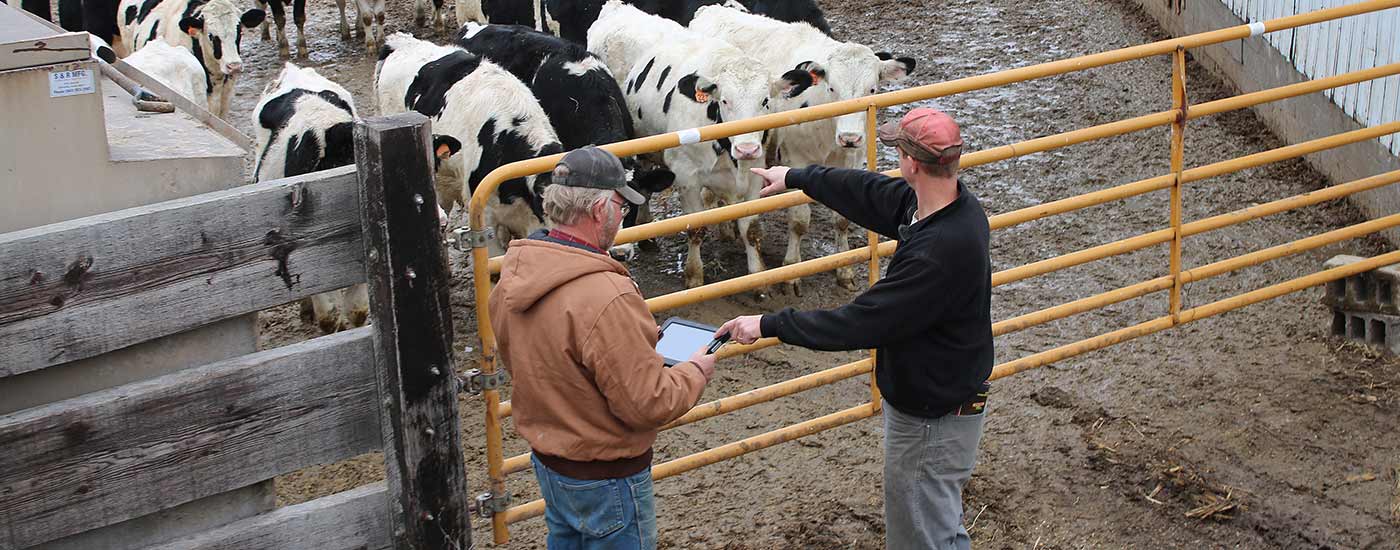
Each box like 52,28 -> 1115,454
832,148 -> 861,289
782,202 -> 811,296
413,0 -> 424,27
361,9 -> 375,54
335,0 -> 349,40
219,74 -> 236,120
255,0 -> 271,40
344,284 -> 370,327
432,0 -> 445,32
309,291 -> 344,333
374,7 -> 385,53
735,159 -> 768,298
293,0 -> 307,57
679,183 -> 706,289
266,0 -> 289,57
834,215 -> 857,290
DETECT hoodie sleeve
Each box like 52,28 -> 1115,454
582,292 -> 707,430
787,165 -> 916,240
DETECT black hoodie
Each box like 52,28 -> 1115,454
759,166 -> 993,419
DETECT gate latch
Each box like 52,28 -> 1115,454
471,491 -> 511,518
450,227 -> 494,251
462,368 -> 508,394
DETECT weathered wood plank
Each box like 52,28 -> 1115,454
145,483 -> 391,550
355,114 -> 471,549
0,328 -> 382,550
0,167 -> 363,376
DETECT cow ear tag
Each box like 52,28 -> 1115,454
693,90 -> 710,102
435,144 -> 452,159
186,27 -> 199,37
808,70 -> 821,84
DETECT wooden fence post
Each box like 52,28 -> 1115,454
354,113 -> 471,550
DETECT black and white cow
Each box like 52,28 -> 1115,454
542,0 -> 828,45
692,5 -> 914,292
251,63 -> 366,333
377,32 -> 563,256
58,0 -> 123,49
454,22 -> 676,241
456,0 -> 550,34
251,0 -> 305,58
591,1 -> 801,292
116,0 -> 265,118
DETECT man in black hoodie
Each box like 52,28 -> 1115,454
716,108 -> 991,550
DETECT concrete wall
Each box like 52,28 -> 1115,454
1130,0 -> 1400,244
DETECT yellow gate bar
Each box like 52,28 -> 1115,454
499,358 -> 876,475
500,403 -> 880,525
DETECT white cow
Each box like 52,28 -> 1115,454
692,5 -> 915,292
352,0 -> 386,54
123,40 -> 209,111
376,33 -> 563,256
250,63 -> 367,333
590,0 -> 796,294
116,0 -> 265,118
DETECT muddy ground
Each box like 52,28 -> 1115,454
234,0 -> 1400,547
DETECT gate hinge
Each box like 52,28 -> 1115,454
462,368 -> 508,394
449,227 -> 494,251
470,491 -> 512,518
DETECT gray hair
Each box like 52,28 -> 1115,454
542,184 -> 614,226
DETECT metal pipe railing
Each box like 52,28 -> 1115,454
500,358 -> 875,475
483,61 -> 1400,274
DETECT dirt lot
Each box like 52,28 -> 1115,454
235,0 -> 1400,547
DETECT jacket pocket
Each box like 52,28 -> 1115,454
556,477 -> 627,538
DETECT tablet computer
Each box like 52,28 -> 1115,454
657,317 -> 720,367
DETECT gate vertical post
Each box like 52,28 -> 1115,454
865,104 -> 883,411
1169,47 -> 1189,322
355,113 -> 472,550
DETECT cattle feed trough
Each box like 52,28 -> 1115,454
466,0 -> 1400,543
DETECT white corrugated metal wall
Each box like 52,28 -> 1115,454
1222,0 -> 1399,155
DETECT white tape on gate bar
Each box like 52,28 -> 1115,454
677,128 -> 702,145
1248,22 -> 1266,36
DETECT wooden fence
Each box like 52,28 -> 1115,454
0,114 -> 471,550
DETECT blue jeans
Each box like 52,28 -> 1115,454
531,455 -> 657,550
882,400 -> 985,550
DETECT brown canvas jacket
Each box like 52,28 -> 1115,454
489,237 -> 706,463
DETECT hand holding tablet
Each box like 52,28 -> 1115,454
656,318 -> 728,366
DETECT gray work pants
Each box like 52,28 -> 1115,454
882,400 -> 985,550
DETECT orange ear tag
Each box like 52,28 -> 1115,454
808,70 -> 821,84
694,90 -> 711,102
186,27 -> 200,37
436,144 -> 452,159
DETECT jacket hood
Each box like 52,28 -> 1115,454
495,238 -> 632,312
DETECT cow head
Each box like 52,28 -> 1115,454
782,44 -> 916,149
676,67 -> 772,161
179,0 -> 266,76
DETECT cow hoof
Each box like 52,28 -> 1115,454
298,299 -> 315,323
836,275 -> 858,291
638,239 -> 660,252
349,310 -> 369,328
260,27 -> 270,41
780,280 -> 802,297
278,45 -> 290,59
317,317 -> 341,334
297,39 -> 308,57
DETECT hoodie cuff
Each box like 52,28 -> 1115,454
784,166 -> 812,191
759,314 -> 779,339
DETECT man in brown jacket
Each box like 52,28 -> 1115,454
489,147 -> 718,550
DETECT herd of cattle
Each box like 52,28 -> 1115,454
60,0 -> 918,332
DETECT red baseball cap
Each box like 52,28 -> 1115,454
877,107 -> 963,165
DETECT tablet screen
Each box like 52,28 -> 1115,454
657,320 -> 717,366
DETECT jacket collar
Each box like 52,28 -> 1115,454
530,229 -> 606,255
898,180 -> 968,241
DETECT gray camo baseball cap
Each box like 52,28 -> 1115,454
551,147 -> 645,205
